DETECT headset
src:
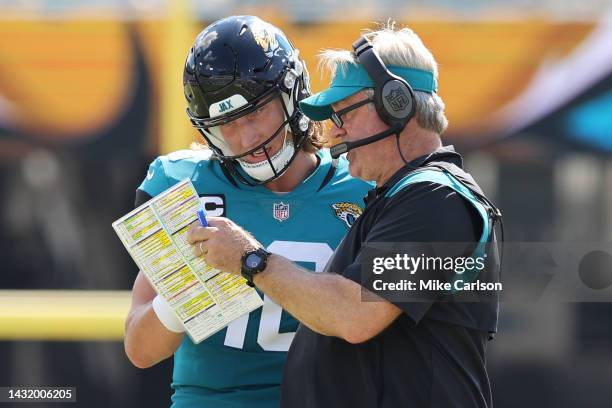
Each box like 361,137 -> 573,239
330,36 -> 417,159
353,36 -> 416,128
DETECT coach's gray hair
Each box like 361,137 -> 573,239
318,22 -> 448,135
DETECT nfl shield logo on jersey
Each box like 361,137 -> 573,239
273,202 -> 290,222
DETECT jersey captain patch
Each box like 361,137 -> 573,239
331,202 -> 363,228
200,194 -> 226,217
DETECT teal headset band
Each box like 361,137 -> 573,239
331,63 -> 438,94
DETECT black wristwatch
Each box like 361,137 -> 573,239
241,248 -> 271,287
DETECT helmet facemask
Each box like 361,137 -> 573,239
188,66 -> 311,186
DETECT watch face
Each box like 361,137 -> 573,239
245,253 -> 262,268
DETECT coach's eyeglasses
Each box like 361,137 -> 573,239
330,97 -> 373,128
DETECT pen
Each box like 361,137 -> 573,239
197,208 -> 208,227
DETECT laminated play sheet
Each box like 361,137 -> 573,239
112,179 -> 263,343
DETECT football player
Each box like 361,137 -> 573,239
124,15 -> 372,407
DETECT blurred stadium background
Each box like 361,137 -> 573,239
1,0 -> 612,406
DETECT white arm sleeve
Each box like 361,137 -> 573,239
151,295 -> 185,333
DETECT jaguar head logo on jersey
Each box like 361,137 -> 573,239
273,202 -> 290,222
331,202 -> 362,228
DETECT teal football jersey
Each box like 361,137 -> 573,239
138,148 -> 373,408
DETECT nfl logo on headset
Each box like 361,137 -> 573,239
385,87 -> 409,111
273,202 -> 290,222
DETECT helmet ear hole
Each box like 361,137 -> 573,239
283,70 -> 298,90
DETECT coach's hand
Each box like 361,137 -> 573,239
187,216 -> 261,275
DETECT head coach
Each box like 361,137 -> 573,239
186,23 -> 503,408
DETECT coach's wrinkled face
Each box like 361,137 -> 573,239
330,90 -> 394,185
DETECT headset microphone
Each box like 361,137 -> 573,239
330,125 -> 402,159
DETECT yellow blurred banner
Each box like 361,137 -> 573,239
160,0 -> 197,154
0,290 -> 130,341
0,17 -> 594,149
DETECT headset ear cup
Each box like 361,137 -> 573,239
380,79 -> 415,127
353,35 -> 417,129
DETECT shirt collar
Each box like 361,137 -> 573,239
363,145 -> 462,206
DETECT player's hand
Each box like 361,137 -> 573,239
187,216 -> 261,275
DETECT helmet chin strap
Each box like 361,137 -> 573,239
237,129 -> 295,182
